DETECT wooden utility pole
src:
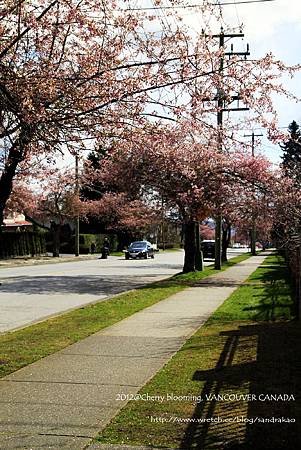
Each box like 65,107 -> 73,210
75,153 -> 80,257
207,29 -> 250,269
215,31 -> 225,270
244,131 -> 263,255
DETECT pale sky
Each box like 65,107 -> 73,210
228,0 -> 301,163
180,0 -> 301,163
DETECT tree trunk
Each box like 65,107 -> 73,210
183,220 -> 197,273
251,216 -> 257,256
215,214 -> 222,269
0,126 -> 32,226
222,221 -> 231,262
195,221 -> 203,271
51,222 -> 60,257
0,148 -> 22,226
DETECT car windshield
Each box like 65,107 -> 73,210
129,242 -> 146,249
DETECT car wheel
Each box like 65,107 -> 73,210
144,253 -> 148,259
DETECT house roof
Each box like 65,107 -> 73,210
3,213 -> 32,228
3,220 -> 32,227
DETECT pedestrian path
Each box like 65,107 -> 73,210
0,252 -> 271,450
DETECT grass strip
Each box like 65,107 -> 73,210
0,254 -> 97,269
97,254 -> 299,450
0,253 -> 250,379
109,251 -> 125,256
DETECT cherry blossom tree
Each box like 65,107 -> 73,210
7,169 -> 84,256
8,166 -> 160,255
220,149 -> 276,257
0,0 -> 299,230
200,223 -> 215,240
272,178 -> 301,243
0,0 -> 219,225
90,121 -> 281,271
86,192 -> 160,238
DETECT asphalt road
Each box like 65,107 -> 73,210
0,249 -> 246,333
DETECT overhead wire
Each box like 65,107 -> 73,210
233,0 -> 243,29
123,1 -> 276,12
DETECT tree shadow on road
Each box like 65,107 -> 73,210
0,275 -> 164,296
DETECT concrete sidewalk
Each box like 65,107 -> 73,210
0,252 -> 270,450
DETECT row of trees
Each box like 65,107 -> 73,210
5,119 -> 293,271
275,121 -> 301,248
0,1 -> 300,271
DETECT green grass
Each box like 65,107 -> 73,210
0,253 -> 250,379
208,254 -> 294,324
159,247 -> 182,252
97,253 -> 300,450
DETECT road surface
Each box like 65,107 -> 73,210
0,249 -> 245,333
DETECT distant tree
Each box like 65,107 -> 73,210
86,192 -> 160,242
200,223 -> 215,240
81,147 -> 110,201
281,121 -> 301,185
81,146 -> 143,246
276,121 -> 301,249
8,171 -> 85,257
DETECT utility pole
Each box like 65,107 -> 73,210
75,153 -> 80,257
244,131 -> 263,158
215,30 -> 225,271
161,195 -> 166,251
244,131 -> 263,256
205,28 -> 250,269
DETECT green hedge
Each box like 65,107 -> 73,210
0,232 -> 46,258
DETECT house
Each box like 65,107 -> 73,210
2,212 -> 33,232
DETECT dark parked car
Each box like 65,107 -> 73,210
125,241 -> 155,260
201,240 -> 215,259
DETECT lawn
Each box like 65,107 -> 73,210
96,254 -> 300,450
0,253 -> 250,379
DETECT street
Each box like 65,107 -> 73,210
0,249 -> 245,333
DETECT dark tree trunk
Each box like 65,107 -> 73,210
51,222 -> 61,257
222,221 -> 231,262
183,220 -> 197,273
0,126 -> 33,226
195,221 -> 203,271
0,147 -> 22,226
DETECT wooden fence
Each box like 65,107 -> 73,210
0,232 -> 46,259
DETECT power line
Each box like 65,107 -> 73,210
233,0 -> 243,29
124,0 -> 276,12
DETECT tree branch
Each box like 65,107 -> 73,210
24,213 -> 50,231
0,0 -> 59,60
